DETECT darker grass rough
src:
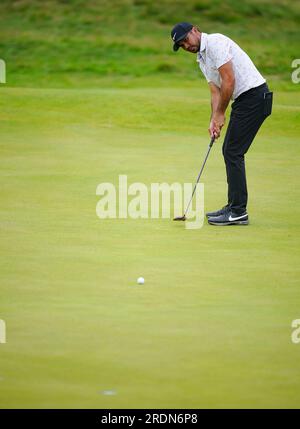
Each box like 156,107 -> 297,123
0,0 -> 299,87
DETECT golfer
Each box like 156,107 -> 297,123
171,22 -> 273,226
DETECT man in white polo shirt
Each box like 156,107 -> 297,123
171,22 -> 273,226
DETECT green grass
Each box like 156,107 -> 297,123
1,0 -> 300,409
0,83 -> 300,407
0,0 -> 299,87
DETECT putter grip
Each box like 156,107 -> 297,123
209,136 -> 215,147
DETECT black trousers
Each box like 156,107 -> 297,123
222,82 -> 272,215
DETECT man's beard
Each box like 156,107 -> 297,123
190,38 -> 200,53
189,45 -> 199,53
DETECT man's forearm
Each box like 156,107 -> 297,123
210,91 -> 220,120
216,79 -> 235,114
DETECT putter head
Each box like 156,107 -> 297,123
173,215 -> 186,221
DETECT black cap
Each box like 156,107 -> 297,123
171,22 -> 193,51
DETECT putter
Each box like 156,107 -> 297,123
173,135 -> 216,221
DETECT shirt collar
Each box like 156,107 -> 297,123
196,33 -> 207,62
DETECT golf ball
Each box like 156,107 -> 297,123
137,277 -> 145,285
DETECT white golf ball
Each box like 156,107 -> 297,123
137,277 -> 145,285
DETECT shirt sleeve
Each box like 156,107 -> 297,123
208,34 -> 233,69
204,72 -> 211,83
198,60 -> 211,82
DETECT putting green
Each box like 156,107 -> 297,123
0,83 -> 300,408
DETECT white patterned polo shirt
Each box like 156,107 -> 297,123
196,32 -> 266,100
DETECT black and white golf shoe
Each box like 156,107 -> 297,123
206,204 -> 231,219
208,211 -> 249,226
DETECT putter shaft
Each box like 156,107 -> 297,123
178,136 -> 215,220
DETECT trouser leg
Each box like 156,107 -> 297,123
222,91 -> 267,214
